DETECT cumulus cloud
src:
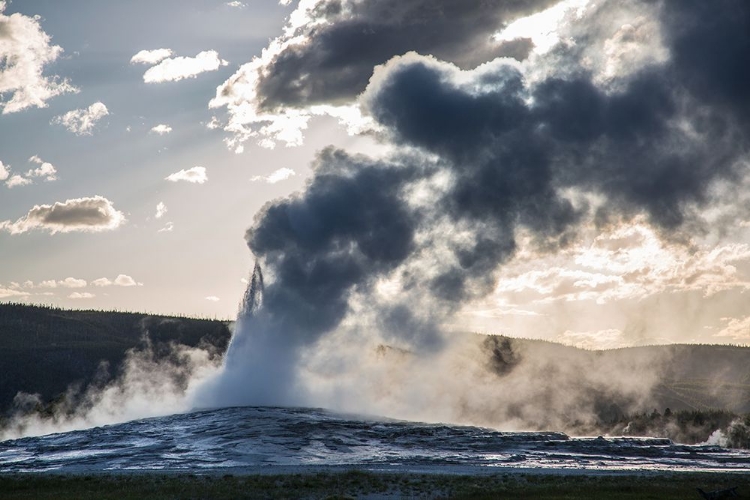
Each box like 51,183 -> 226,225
52,102 -> 109,135
26,156 -> 57,181
715,317 -> 750,341
130,48 -> 173,65
0,287 -> 28,299
205,296 -> 220,302
91,275 -> 142,287
69,292 -> 94,299
0,195 -> 125,234
226,1 -> 246,8
142,51 -> 228,83
114,274 -> 140,287
1,156 -> 57,188
155,202 -> 167,219
250,167 -> 296,184
5,174 -> 30,188
158,222 -> 174,233
59,277 -> 87,288
0,2 -> 78,113
165,166 -> 207,184
150,124 -> 172,135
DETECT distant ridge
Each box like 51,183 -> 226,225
0,303 -> 232,414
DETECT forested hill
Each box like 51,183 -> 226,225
0,303 -> 232,413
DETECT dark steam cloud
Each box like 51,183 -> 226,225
254,0 -> 559,110
205,0 -> 750,413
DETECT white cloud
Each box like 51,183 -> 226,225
69,292 -> 94,299
205,296 -> 220,302
26,156 -> 57,181
114,274 -> 140,287
251,167 -> 296,184
166,166 -> 207,184
59,277 -> 87,288
150,124 -> 172,135
226,1 -> 246,8
5,174 -> 31,188
0,161 -> 8,181
0,2 -> 78,113
158,222 -> 175,233
492,222 -> 750,306
155,202 -> 167,219
0,195 -> 125,234
130,48 -> 173,65
91,275 -> 142,287
52,102 -> 109,135
0,287 -> 28,299
715,316 -> 750,342
142,51 -> 228,83
38,280 -> 57,289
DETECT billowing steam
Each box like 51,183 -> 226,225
192,0 -> 750,428
6,0 -> 750,439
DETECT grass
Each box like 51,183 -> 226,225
0,470 -> 748,499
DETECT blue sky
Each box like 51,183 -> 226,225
0,0 -> 374,317
2,0 -> 750,348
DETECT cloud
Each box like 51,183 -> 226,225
1,156 -> 57,188
91,275 -> 142,287
0,195 -> 125,234
209,0 -> 558,149
150,124 -> 172,135
5,174 -> 31,188
114,274 -> 140,287
130,48 -> 173,65
59,277 -> 87,288
26,156 -> 57,181
0,2 -> 78,113
155,202 -> 167,219
165,166 -> 207,184
68,292 -> 94,299
226,1 -> 246,7
52,102 -> 109,135
715,316 -> 750,341
0,287 -> 28,299
205,296 -> 220,302
142,51 -> 228,83
158,222 -> 174,233
250,167 -> 296,184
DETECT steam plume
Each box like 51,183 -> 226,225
194,0 -> 750,429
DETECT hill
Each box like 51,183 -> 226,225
0,303 -> 232,414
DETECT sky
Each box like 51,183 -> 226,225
1,0 -> 750,348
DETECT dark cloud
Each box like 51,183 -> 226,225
1,196 -> 125,234
661,0 -> 750,124
254,0 -> 559,110
230,0 -> 750,402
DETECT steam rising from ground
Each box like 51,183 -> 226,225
1,336 -> 222,440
